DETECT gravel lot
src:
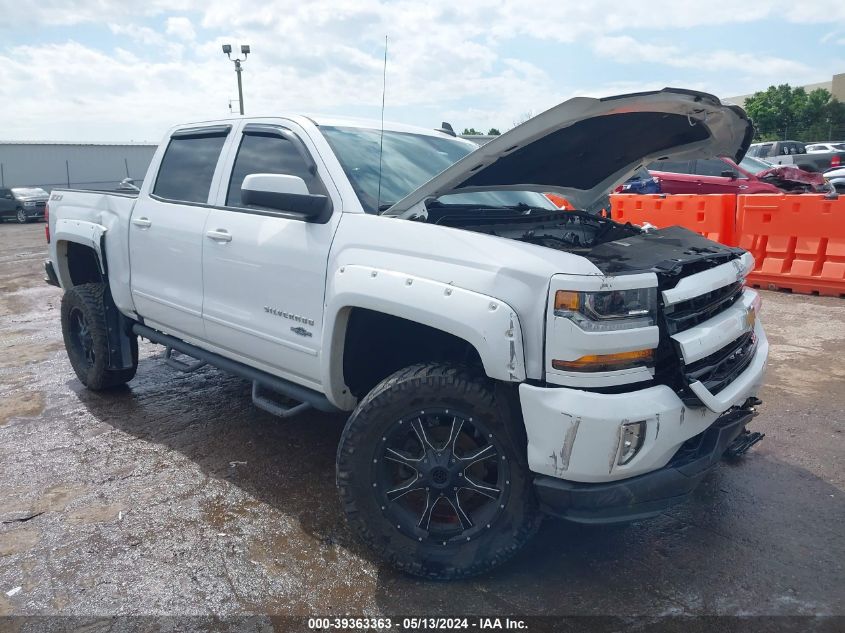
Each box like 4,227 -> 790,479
0,221 -> 843,623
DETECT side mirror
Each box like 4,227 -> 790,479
720,170 -> 737,179
241,174 -> 330,220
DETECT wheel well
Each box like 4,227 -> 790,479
64,242 -> 103,286
342,308 -> 483,398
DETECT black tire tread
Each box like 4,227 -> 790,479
60,283 -> 138,390
336,362 -> 542,580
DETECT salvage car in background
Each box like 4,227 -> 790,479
747,140 -> 844,172
806,142 -> 845,153
0,187 -> 49,223
824,165 -> 845,192
621,155 -> 831,195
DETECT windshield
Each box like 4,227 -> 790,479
11,187 -> 48,197
320,126 -> 555,214
738,156 -> 772,174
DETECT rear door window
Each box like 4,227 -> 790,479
153,128 -> 229,203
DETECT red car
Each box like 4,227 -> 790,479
622,156 -> 830,194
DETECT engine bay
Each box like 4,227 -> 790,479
422,203 -> 743,277
425,206 -> 643,254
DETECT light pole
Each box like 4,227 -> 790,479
222,44 -> 250,115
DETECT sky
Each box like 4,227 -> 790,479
0,0 -> 843,142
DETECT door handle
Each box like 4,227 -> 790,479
131,217 -> 152,228
206,229 -> 232,243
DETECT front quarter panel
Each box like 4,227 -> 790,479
322,264 -> 526,409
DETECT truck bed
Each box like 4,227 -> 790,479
48,188 -> 138,317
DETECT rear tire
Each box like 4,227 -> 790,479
336,363 -> 541,579
61,283 -> 138,390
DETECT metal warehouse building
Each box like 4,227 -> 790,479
0,142 -> 157,192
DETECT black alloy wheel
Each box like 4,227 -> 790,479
337,363 -> 541,579
374,408 -> 510,545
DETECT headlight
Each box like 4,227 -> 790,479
24,200 -> 36,207
554,288 -> 656,331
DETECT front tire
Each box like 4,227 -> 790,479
336,363 -> 541,579
16,208 -> 28,223
61,283 -> 138,390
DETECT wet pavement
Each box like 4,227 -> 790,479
0,221 -> 843,618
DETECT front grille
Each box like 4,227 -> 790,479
663,281 -> 744,335
684,332 -> 757,396
35,201 -> 46,208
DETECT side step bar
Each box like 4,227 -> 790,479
251,382 -> 312,418
164,346 -> 207,373
133,323 -> 341,415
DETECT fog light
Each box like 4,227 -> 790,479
618,420 -> 646,465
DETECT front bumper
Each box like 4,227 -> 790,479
534,407 -> 753,523
520,320 -> 767,484
22,205 -> 46,219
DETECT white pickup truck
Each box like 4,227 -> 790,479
45,88 -> 768,579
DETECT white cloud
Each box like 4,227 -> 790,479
166,17 -> 196,41
594,35 -> 819,83
0,0 -> 838,140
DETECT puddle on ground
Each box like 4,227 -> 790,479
203,496 -> 263,530
0,484 -> 91,518
0,527 -> 39,557
66,503 -> 125,525
0,389 -> 45,425
0,337 -> 64,369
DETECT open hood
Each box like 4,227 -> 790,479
384,88 -> 752,217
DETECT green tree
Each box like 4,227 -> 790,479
744,84 -> 845,141
487,128 -> 501,135
462,127 -> 481,135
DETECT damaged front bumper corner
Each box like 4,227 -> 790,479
519,322 -> 767,523
533,407 -> 753,523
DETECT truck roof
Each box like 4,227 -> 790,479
169,115 -> 464,140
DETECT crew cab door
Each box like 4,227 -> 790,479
200,121 -> 341,388
129,125 -> 231,339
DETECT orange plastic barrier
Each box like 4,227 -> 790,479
737,194 -> 845,297
545,193 -> 575,210
610,194 -> 738,246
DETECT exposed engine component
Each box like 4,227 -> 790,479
428,207 -> 641,253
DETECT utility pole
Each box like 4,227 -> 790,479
221,44 -> 250,115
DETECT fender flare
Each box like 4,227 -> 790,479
53,219 -> 108,287
321,264 -> 527,409
52,220 -> 135,371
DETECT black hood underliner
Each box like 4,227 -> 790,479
431,209 -> 742,279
